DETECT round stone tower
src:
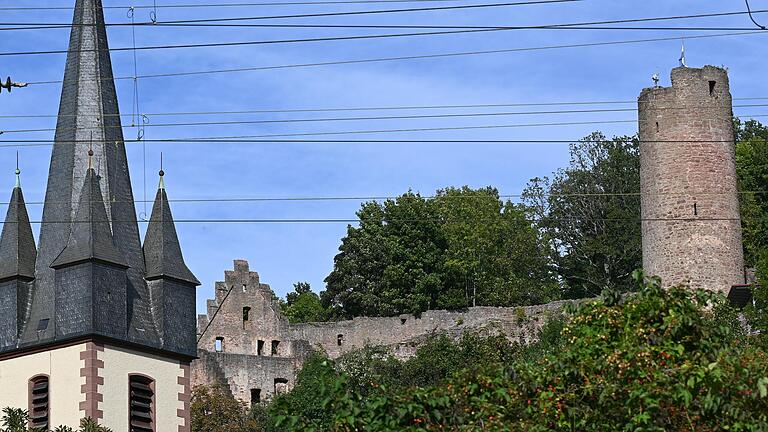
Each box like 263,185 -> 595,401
638,66 -> 744,294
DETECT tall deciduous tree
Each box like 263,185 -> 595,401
523,132 -> 641,298
322,188 -> 556,319
281,282 -> 326,324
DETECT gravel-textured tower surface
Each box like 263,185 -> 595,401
638,65 -> 744,293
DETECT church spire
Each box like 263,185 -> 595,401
0,167 -> 36,282
143,168 -> 199,285
23,0 -> 159,346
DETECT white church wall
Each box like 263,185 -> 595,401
99,344 -> 188,432
0,343 -> 87,428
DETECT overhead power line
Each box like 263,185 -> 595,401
22,30 -> 768,86
0,0 -> 582,28
0,0 -> 546,11
2,4 -> 765,29
2,100 -> 767,119
6,190 -> 768,207
0,217 -> 750,225
0,138 -> 760,147
6,114 -> 768,138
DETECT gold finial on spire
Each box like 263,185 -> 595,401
88,133 -> 94,170
158,152 -> 165,190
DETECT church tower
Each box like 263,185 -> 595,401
0,1 -> 198,430
638,66 -> 745,293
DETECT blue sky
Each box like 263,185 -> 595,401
1,0 -> 767,314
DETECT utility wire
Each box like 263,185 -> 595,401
2,6 -> 765,29
2,100 -> 767,119
0,138 -> 759,146
7,190 -> 768,207
0,217 -> 753,225
0,0 -> 583,28
3,114 -> 767,136
23,30 -> 768,86
1,104 -> 766,124
0,0 -> 570,11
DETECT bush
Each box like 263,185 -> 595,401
276,272 -> 768,431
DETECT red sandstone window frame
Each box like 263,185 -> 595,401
28,374 -> 50,430
128,374 -> 156,432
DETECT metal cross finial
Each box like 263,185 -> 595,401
15,151 -> 21,188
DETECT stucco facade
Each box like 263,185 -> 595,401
0,344 -> 86,427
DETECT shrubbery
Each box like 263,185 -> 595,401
266,273 -> 768,431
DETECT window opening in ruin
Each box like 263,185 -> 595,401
274,378 -> 289,395
250,389 -> 261,405
694,202 -> 698,216
215,337 -> 224,352
709,81 -> 716,96
242,284 -> 247,293
257,340 -> 265,356
129,375 -> 155,432
271,340 -> 280,356
655,122 -> 659,132
337,334 -> 344,346
243,306 -> 251,324
400,318 -> 407,325
29,375 -> 49,430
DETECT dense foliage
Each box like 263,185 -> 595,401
523,132 -> 642,299
191,385 -> 264,432
322,187 -> 556,319
0,408 -> 111,432
281,282 -> 326,324
271,274 -> 768,431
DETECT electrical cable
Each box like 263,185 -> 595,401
2,101 -> 766,120
23,30 -> 768,86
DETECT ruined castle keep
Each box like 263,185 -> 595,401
193,65 -> 750,404
638,66 -> 745,294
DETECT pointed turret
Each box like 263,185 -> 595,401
22,0 -> 159,347
0,168 -> 36,281
144,170 -> 199,285
50,168 -> 127,269
50,167 -> 129,340
144,169 -> 199,356
0,169 -> 37,348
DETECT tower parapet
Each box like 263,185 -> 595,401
638,66 -> 744,293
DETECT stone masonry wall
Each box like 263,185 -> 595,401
191,260 -> 569,404
638,66 -> 745,294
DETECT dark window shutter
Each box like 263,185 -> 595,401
29,376 -> 50,430
129,375 -> 155,432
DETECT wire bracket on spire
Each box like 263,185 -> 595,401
150,0 -> 158,24
745,0 -> 767,30
0,77 -> 28,94
158,152 -> 165,190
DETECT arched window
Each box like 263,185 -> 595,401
129,375 -> 155,432
29,375 -> 49,430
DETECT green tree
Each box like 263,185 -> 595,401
434,187 -> 557,308
322,188 -> 557,319
281,282 -> 326,324
190,385 -> 262,432
322,192 -> 448,319
1,408 -> 112,432
523,132 -> 641,298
